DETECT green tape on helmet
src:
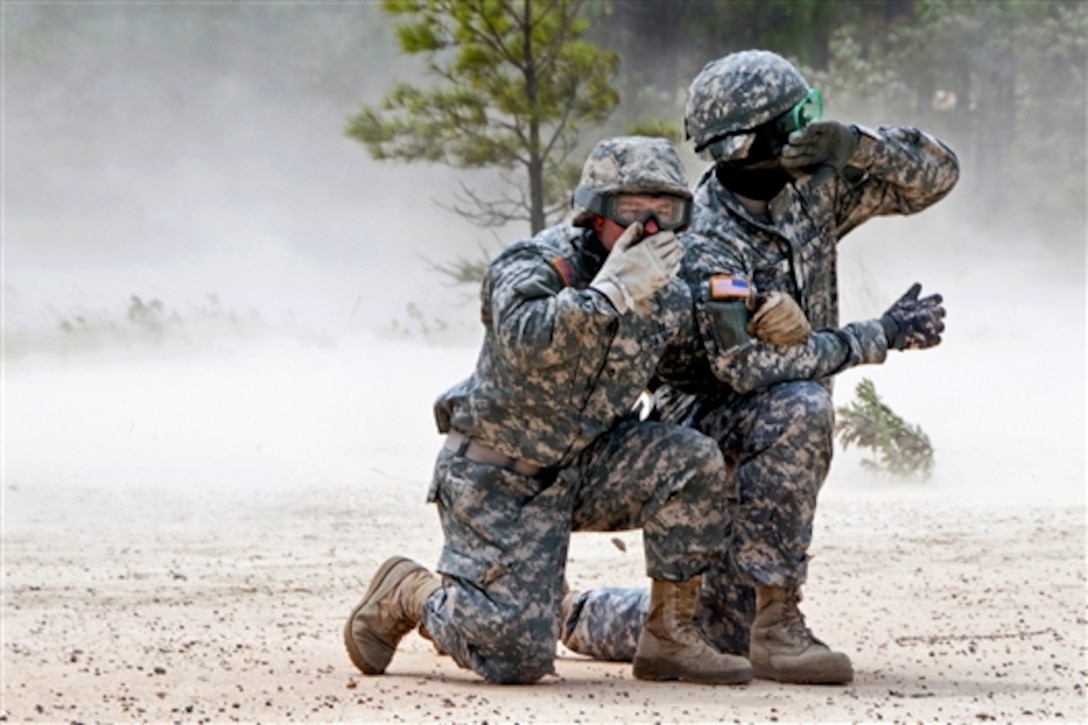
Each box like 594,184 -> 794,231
775,88 -> 823,137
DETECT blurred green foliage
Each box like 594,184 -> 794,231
8,1 -> 1083,256
356,0 -> 1083,280
835,378 -> 935,480
603,0 -> 1086,233
346,0 -> 619,235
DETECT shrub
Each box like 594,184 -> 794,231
835,378 -> 934,480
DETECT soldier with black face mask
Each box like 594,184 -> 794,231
559,49 -> 959,685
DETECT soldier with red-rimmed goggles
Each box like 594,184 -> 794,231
573,188 -> 693,234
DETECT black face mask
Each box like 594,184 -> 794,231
714,125 -> 793,201
715,162 -> 793,201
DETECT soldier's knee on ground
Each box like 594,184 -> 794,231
459,610 -> 558,684
480,644 -> 556,685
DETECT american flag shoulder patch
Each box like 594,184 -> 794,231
709,275 -> 751,300
549,256 -> 577,288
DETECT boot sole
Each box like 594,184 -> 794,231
343,556 -> 418,675
634,657 -> 753,685
752,660 -> 854,685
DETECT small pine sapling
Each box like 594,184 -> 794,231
835,378 -> 934,480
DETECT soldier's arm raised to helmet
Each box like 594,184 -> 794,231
832,125 -> 960,235
485,241 -> 620,369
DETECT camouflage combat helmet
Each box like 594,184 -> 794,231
572,136 -> 692,228
684,50 -> 810,162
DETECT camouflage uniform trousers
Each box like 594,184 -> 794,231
420,415 -> 727,684
560,380 -> 833,661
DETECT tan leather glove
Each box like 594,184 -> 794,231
590,222 -> 682,314
746,291 -> 811,346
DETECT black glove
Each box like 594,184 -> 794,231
880,283 -> 946,351
780,120 -> 859,174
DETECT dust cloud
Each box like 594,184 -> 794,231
3,3 -> 494,337
4,3 -> 1085,520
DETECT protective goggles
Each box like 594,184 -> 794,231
576,188 -> 692,231
774,88 -> 823,137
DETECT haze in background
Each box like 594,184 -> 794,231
4,4 -> 1085,507
5,3 -> 502,337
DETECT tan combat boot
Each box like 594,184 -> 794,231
632,577 -> 753,684
749,586 -> 854,684
343,556 -> 441,675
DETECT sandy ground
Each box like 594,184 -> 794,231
3,335 -> 1086,723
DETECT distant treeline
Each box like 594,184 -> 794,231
596,0 -> 1086,232
10,1 -> 1086,240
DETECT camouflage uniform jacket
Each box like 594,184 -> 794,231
656,124 -> 960,399
434,225 -> 693,469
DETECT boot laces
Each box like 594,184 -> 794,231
781,592 -> 814,644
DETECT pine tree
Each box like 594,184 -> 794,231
835,378 -> 934,480
346,0 -> 619,235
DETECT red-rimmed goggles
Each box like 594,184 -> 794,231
576,189 -> 692,231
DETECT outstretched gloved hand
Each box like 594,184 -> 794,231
880,283 -> 946,350
780,120 -> 859,174
747,291 -> 811,346
590,222 -> 682,314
